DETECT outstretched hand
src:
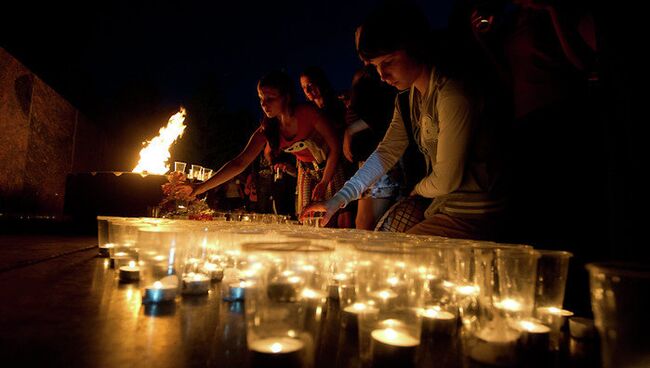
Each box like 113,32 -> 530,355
300,198 -> 342,228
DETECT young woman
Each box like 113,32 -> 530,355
191,71 -> 347,222
301,1 -> 507,239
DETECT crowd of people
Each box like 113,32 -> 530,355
190,0 -> 597,245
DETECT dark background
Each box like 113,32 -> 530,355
1,0 -> 451,171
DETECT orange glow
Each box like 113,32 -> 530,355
132,108 -> 187,175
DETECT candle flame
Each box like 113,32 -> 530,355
352,303 -> 367,311
386,276 -> 399,286
496,298 -> 523,312
154,281 -> 163,289
132,108 -> 187,175
270,343 -> 283,353
128,261 -> 136,268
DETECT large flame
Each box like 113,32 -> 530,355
132,108 -> 187,175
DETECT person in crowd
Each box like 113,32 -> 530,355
301,0 -> 507,239
342,65 -> 401,230
191,70 -> 348,225
298,66 -> 354,228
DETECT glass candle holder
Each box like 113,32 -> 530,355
174,161 -> 186,173
136,227 -> 189,303
353,242 -> 427,368
533,250 -> 573,350
243,240 -> 332,368
586,262 -> 650,368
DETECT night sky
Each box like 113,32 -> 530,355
2,0 -> 453,118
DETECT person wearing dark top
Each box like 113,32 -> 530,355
343,66 -> 402,230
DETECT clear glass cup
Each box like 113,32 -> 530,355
353,242 -> 427,368
174,161 -> 187,174
242,240 -> 333,368
586,262 -> 650,368
190,164 -> 202,180
203,168 -> 213,180
534,250 -> 573,350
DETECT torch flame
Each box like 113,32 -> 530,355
132,108 -> 187,175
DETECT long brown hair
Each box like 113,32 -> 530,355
258,70 -> 297,161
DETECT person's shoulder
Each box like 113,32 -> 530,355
295,103 -> 322,122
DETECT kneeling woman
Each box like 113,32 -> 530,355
191,71 -> 347,224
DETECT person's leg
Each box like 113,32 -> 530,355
375,196 -> 430,232
406,213 -> 500,240
356,198 -> 393,230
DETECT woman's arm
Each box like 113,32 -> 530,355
193,127 -> 267,196
310,108 -> 341,184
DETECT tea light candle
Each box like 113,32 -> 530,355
143,281 -> 177,303
98,242 -> 115,257
268,275 -> 302,302
181,273 -> 210,295
342,303 -> 379,334
468,326 -> 519,366
249,337 -> 305,368
202,262 -> 224,281
372,289 -> 398,307
118,261 -> 140,282
370,327 -> 419,368
536,307 -> 574,350
420,306 -> 457,336
328,273 -> 348,299
110,251 -> 131,269
227,281 -> 252,301
514,319 -> 552,365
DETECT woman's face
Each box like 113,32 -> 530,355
258,85 -> 286,118
368,50 -> 421,90
300,76 -> 322,104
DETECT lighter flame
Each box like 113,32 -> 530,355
132,108 -> 187,175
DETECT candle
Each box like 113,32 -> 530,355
514,319 -> 552,366
267,276 -> 302,302
181,273 -> 210,295
118,261 -> 140,282
143,281 -> 177,303
536,307 -> 573,351
370,327 -> 419,368
98,242 -> 114,258
202,262 -> 224,281
110,251 -> 131,269
341,303 -> 379,335
328,273 -> 348,300
372,289 -> 398,307
467,325 -> 519,367
226,281 -> 252,301
249,337 -> 305,368
419,306 -> 457,337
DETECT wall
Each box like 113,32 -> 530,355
0,47 -> 103,216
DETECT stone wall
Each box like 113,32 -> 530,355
0,47 -> 103,216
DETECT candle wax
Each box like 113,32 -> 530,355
181,274 -> 210,295
371,328 -> 419,368
249,337 -> 305,368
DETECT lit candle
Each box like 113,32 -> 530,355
328,273 -> 348,300
181,273 -> 210,295
143,280 -> 177,303
202,262 -> 224,282
227,281 -> 252,301
514,319 -> 551,362
341,303 -> 379,334
467,325 -> 519,366
370,327 -> 420,368
267,276 -> 302,303
419,306 -> 457,337
535,307 -> 573,350
98,242 -> 115,258
110,251 -> 131,269
118,261 -> 140,282
249,337 -> 305,368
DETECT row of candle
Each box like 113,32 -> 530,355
96,215 -> 574,367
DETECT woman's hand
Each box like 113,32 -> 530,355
311,180 -> 328,201
300,197 -> 343,227
343,130 -> 354,163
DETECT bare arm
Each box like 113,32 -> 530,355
311,109 -> 341,184
193,127 -> 267,196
